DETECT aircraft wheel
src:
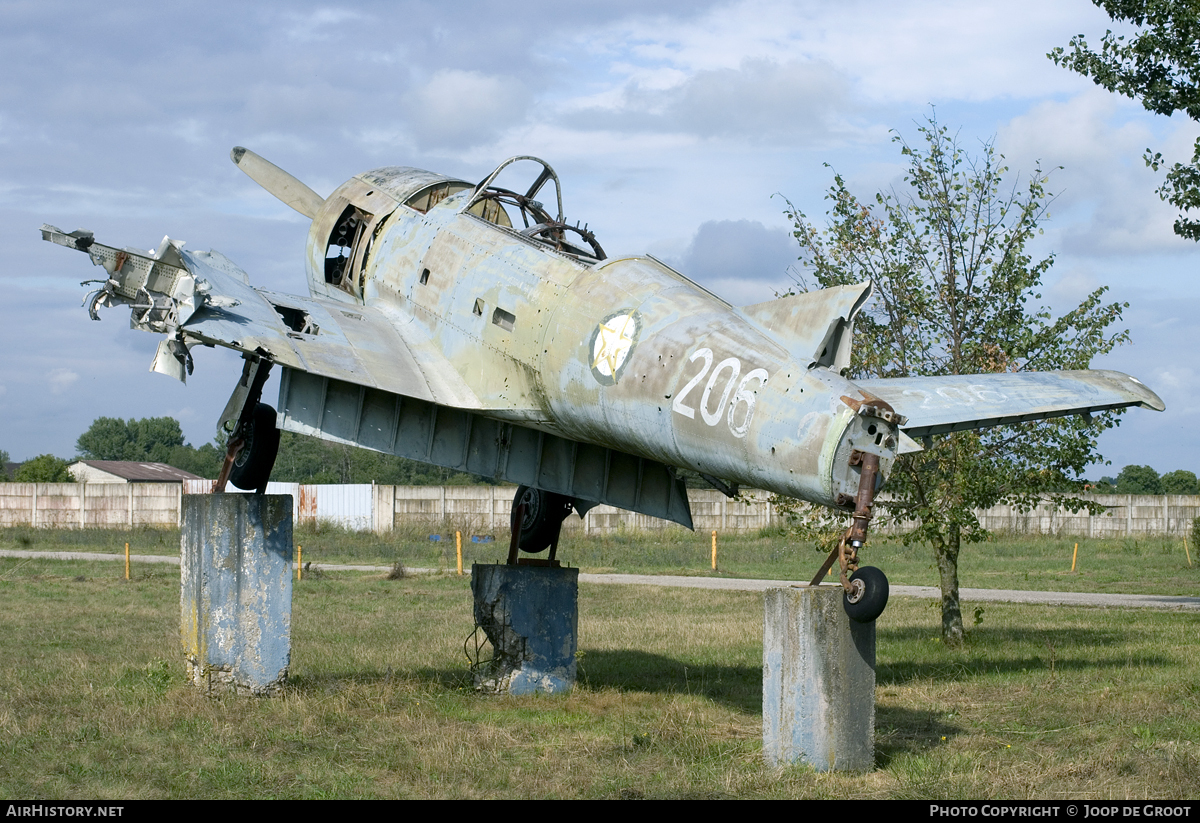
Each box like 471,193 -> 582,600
229,403 -> 281,493
510,485 -> 573,553
843,566 -> 889,623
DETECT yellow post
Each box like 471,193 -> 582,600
296,545 -> 302,581
1185,539 -> 1193,568
456,531 -> 463,575
1071,542 -> 1078,572
711,530 -> 717,571
124,542 -> 130,581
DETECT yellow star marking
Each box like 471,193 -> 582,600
592,314 -> 636,380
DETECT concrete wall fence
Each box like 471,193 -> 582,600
0,482 -> 1196,538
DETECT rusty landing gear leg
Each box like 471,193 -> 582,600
809,451 -> 890,623
213,352 -> 279,495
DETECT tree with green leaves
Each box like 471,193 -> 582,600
1049,1 -> 1200,240
76,416 -> 186,463
1161,468 -> 1200,494
1114,463 -> 1164,493
269,431 -> 484,485
14,454 -> 72,483
785,116 -> 1130,646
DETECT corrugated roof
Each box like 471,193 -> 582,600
71,461 -> 206,482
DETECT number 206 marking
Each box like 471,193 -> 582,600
671,348 -> 768,438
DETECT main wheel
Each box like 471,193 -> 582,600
510,485 -> 573,553
843,566 -> 889,623
229,403 -> 281,493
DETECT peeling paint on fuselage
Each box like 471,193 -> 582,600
303,171 -> 875,510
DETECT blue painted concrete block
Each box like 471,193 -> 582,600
762,585 -> 875,770
181,494 -> 293,696
471,564 -> 578,695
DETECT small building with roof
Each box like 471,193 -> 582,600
68,461 -> 205,484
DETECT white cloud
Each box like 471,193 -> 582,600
572,0 -> 1111,106
570,59 -> 861,146
405,70 -> 532,151
283,8 -> 368,43
48,368 -> 78,395
667,219 -> 797,304
999,91 -> 1198,255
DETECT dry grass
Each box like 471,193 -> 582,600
0,556 -> 1197,799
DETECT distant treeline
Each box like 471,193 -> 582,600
3,416 -> 1197,494
3,416 -> 486,485
1093,465 -> 1199,495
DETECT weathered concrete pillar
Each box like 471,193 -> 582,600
181,494 -> 293,696
471,564 -> 578,695
763,585 -> 876,770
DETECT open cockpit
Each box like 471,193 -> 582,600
460,156 -> 606,263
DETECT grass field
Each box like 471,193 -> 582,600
3,521 -> 1196,596
0,549 -> 1197,799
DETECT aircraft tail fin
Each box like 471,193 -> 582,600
739,283 -> 871,370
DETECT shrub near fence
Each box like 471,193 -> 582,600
0,483 -> 1196,538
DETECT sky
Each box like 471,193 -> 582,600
2,0 -> 1196,477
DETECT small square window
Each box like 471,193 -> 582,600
492,307 -> 515,332
419,268 -> 430,285
473,299 -> 484,317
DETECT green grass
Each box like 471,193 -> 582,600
3,523 -> 1196,596
0,556 -> 1197,799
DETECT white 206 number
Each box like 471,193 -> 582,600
671,347 -> 768,438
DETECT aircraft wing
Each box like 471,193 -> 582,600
852,370 -> 1165,439
40,224 -> 483,409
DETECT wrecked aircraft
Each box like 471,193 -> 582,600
42,149 -> 1165,621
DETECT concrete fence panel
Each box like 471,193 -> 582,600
0,483 -> 1196,537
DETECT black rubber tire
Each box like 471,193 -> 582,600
843,566 -> 889,623
229,403 -> 281,493
510,485 -> 573,553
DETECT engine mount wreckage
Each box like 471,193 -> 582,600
42,149 -> 1165,622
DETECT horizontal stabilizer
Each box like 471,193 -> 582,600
852,370 -> 1164,438
740,283 -> 871,370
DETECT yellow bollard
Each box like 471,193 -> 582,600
711,530 -> 717,571
296,545 -> 302,581
456,531 -> 463,575
125,542 -> 130,581
1071,542 -> 1078,572
1186,539 -> 1193,568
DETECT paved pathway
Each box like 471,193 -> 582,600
3,549 -> 1197,611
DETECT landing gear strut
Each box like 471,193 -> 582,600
214,353 -> 280,495
810,451 -> 890,623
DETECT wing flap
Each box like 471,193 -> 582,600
852,370 -> 1164,438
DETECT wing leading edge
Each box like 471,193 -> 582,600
852,370 -> 1165,439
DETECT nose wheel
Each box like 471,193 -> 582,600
843,566 -> 889,623
810,450 -> 890,622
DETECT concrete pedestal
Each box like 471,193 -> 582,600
763,585 -> 876,770
471,564 -> 578,695
181,494 -> 293,696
